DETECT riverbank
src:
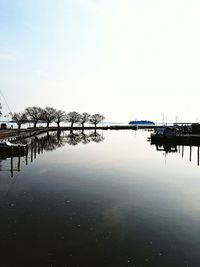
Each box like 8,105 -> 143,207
0,125 -> 159,141
0,128 -> 48,141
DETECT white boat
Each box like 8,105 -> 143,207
0,141 -> 25,148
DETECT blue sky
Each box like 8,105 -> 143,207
1,0 -> 200,122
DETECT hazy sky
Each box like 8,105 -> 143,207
0,0 -> 200,122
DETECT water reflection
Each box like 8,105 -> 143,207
151,142 -> 200,166
1,130 -> 200,266
0,131 -> 104,177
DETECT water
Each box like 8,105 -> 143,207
0,130 -> 200,266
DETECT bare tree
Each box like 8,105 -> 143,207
25,107 -> 43,128
54,110 -> 66,128
12,112 -> 27,129
66,111 -> 80,128
89,114 -> 105,130
79,112 -> 90,129
42,107 -> 56,127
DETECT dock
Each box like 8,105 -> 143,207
0,125 -> 151,141
151,134 -> 200,146
0,128 -> 50,142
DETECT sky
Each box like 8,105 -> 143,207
0,0 -> 200,123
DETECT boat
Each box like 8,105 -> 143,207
0,141 -> 26,158
0,141 -> 25,148
150,127 -> 178,143
152,127 -> 177,137
129,120 -> 155,125
150,127 -> 200,146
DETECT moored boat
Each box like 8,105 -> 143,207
0,141 -> 25,148
150,127 -> 200,146
0,141 -> 26,158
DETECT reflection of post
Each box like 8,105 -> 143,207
41,141 -> 43,154
198,147 -> 200,166
34,141 -> 37,159
182,146 -> 184,158
18,155 -> 21,172
178,146 -> 180,154
189,146 -> 192,162
38,141 -> 40,155
11,147 -> 13,178
26,146 -> 28,165
31,143 -> 33,162
17,145 -> 21,172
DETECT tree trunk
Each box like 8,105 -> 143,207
57,122 -> 60,128
71,122 -> 74,128
81,122 -> 84,132
47,122 -> 49,127
94,123 -> 97,133
57,130 -> 61,139
18,124 -> 21,130
34,121 -> 37,128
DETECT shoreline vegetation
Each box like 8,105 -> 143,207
0,105 -> 159,141
3,107 -> 106,130
1,106 -> 106,130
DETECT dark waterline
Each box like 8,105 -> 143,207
0,130 -> 200,266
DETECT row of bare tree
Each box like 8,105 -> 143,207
12,107 -> 105,129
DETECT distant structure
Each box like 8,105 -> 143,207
129,120 -> 155,125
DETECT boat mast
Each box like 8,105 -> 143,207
0,89 -> 13,120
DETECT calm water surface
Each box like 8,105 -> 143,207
0,130 -> 200,266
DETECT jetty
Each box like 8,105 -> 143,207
0,125 -> 155,141
0,123 -> 199,142
0,128 -> 50,142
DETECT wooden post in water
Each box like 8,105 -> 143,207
38,141 -> 40,155
11,147 -> 13,178
189,146 -> 192,162
41,140 -> 44,154
34,140 -> 37,159
18,146 -> 21,172
31,143 -> 33,162
198,147 -> 200,166
182,145 -> 184,158
25,145 -> 28,165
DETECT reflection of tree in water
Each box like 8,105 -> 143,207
65,132 -> 82,146
0,131 -> 105,177
81,133 -> 91,145
65,131 -> 104,146
27,130 -> 105,150
40,132 -> 66,151
89,132 -> 105,143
